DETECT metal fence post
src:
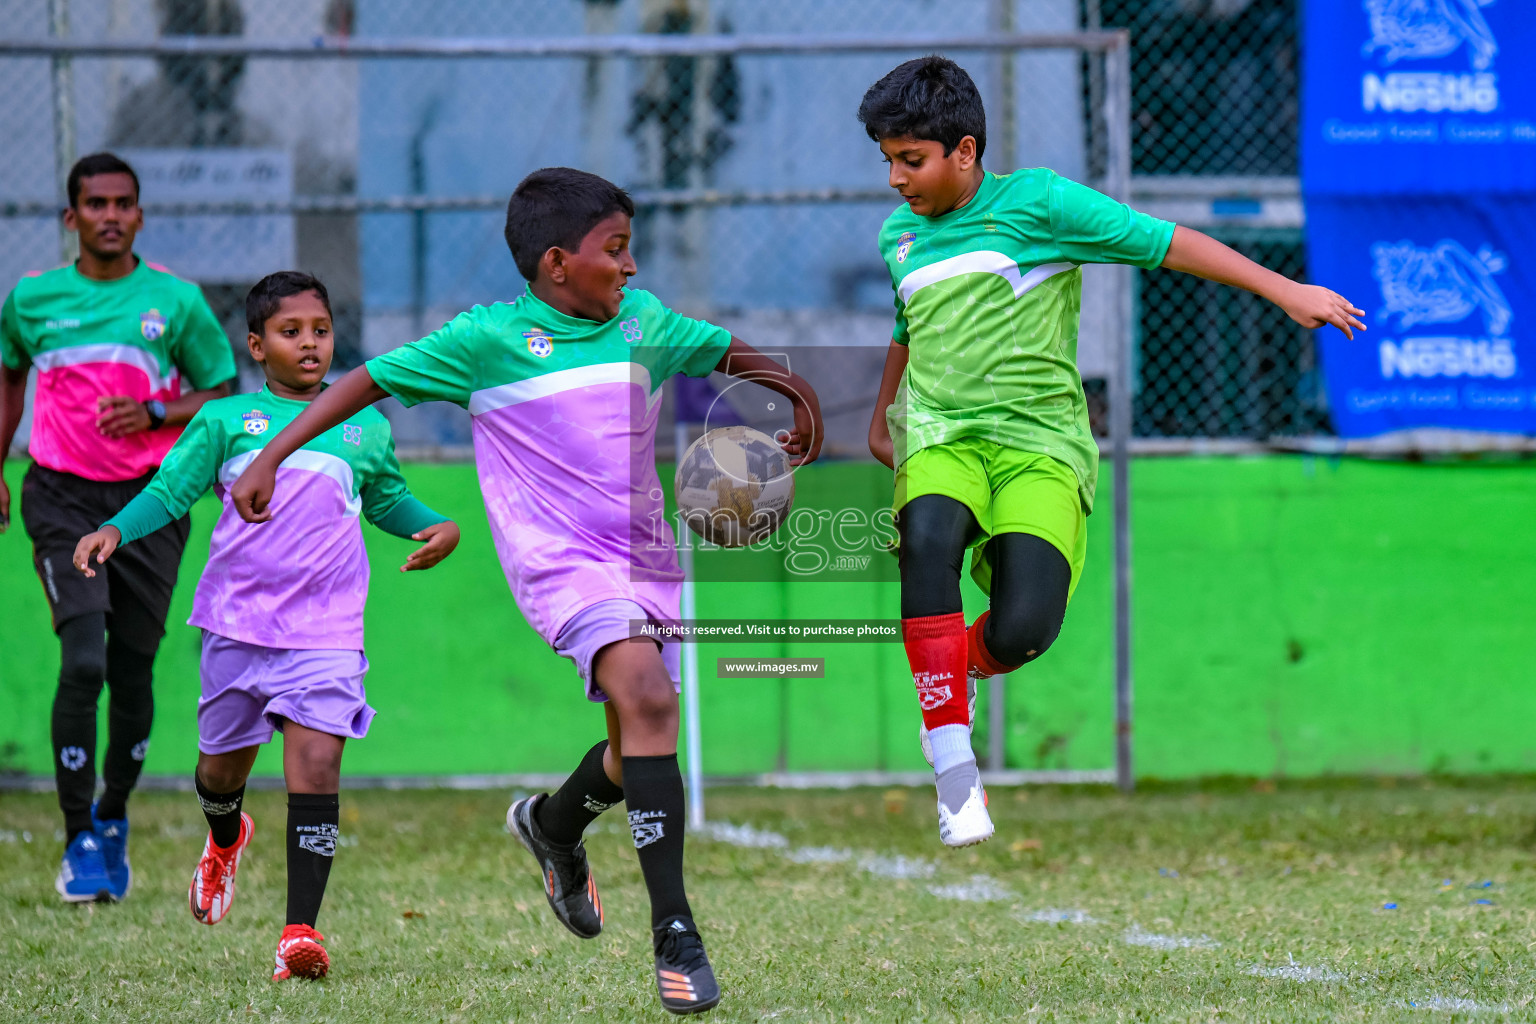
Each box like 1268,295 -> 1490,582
988,674 -> 1006,771
48,0 -> 75,265
1106,32 -> 1135,794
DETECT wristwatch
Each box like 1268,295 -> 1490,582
143,400 -> 167,430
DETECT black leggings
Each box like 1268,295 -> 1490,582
52,612 -> 156,837
897,494 -> 1071,669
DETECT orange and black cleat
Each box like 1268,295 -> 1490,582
506,794 -> 603,938
653,916 -> 721,1015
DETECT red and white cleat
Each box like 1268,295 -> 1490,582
273,924 -> 330,980
189,813 -> 253,925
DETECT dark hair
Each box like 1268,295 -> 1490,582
67,152 -> 140,209
246,271 -> 331,335
857,56 -> 987,159
504,167 -> 636,281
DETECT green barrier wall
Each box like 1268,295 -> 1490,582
3,456 -> 1534,781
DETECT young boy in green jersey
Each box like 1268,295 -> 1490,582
223,167 -> 824,1014
860,57 -> 1366,847
74,271 -> 460,980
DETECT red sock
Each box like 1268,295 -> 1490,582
967,611 -> 1019,677
901,613 -> 969,729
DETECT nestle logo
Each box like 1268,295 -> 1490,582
1361,72 -> 1498,113
1379,338 -> 1516,379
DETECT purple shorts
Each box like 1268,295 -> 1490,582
554,599 -> 681,703
198,632 -> 375,755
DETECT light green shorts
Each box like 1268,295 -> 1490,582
894,438 -> 1088,599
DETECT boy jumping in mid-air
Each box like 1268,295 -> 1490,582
74,271 -> 460,979
224,168 -> 823,1015
860,57 -> 1365,847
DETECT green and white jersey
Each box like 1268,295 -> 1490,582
880,168 -> 1175,512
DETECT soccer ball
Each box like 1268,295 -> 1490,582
675,425 -> 795,548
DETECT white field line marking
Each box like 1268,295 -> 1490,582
785,845 -> 854,864
1018,908 -> 1101,925
859,853 -> 937,880
1411,996 -> 1514,1014
1122,926 -> 1220,950
928,875 -> 1016,902
697,821 -> 938,882
699,820 -> 1240,953
1247,958 -> 1346,983
695,821 -> 790,849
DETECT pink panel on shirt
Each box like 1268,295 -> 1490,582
192,466 -> 369,651
470,380 -> 683,645
31,360 -> 183,481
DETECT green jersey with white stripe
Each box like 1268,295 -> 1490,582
880,168 -> 1174,512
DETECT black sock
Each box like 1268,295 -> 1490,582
96,635 -> 156,821
537,740 -> 625,846
286,793 -> 340,927
196,776 -> 246,849
622,753 -> 692,928
52,614 -> 107,841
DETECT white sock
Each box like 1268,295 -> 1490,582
927,724 -> 976,775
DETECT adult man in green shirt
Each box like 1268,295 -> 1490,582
0,152 -> 237,902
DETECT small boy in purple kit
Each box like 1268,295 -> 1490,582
74,271 -> 460,981
225,168 -> 825,1015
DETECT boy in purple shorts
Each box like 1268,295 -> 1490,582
225,168 -> 824,1015
74,271 -> 460,981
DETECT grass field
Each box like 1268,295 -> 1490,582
4,779 -> 1536,1022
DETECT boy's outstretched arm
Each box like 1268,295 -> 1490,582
713,338 -> 825,465
230,365 -> 388,522
1161,225 -> 1367,340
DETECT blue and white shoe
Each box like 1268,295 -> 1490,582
56,831 -> 113,903
92,804 -> 132,901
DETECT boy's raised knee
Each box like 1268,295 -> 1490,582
984,606 -> 1063,668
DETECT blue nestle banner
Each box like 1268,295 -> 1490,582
1304,0 -> 1536,436
1302,0 -> 1536,194
1308,195 -> 1536,435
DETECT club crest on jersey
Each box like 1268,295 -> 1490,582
242,410 -> 271,436
896,231 -> 917,263
139,309 -> 167,341
524,330 -> 554,358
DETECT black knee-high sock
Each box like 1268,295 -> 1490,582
537,740 -> 625,846
96,635 -> 156,821
196,776 -> 246,849
286,794 -> 340,927
622,754 -> 692,928
52,614 -> 108,841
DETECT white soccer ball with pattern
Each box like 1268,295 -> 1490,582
675,426 -> 795,548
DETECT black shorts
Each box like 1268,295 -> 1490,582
20,463 -> 191,653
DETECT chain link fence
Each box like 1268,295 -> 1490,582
1093,0 -> 1316,441
1,0 -> 1316,453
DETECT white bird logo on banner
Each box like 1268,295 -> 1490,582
1363,0 -> 1498,70
1371,239 -> 1512,335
